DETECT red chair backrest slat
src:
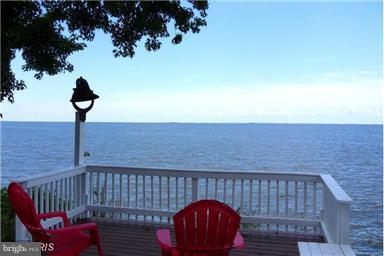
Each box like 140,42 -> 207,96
173,200 -> 240,254
7,182 -> 50,242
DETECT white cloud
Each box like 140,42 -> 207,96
322,70 -> 382,81
92,80 -> 382,124
3,78 -> 382,124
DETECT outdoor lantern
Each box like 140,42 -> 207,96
70,76 -> 99,122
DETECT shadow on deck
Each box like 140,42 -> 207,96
81,220 -> 323,256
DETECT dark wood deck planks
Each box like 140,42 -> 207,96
81,220 -> 323,256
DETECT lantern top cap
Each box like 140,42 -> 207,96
70,76 -> 99,102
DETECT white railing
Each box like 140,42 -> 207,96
16,166 -> 88,239
15,165 -> 352,244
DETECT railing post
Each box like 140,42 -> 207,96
74,112 -> 86,219
192,178 -> 198,202
338,203 -> 351,243
74,112 -> 84,166
82,171 -> 89,218
15,183 -> 30,241
74,172 -> 86,204
74,171 -> 87,218
15,216 -> 29,241
321,175 -> 352,244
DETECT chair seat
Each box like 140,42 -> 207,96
47,230 -> 93,256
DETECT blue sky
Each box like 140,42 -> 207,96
3,1 -> 383,124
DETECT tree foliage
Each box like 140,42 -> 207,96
1,1 -> 208,103
1,187 -> 15,241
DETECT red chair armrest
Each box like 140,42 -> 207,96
233,231 -> 244,249
156,229 -> 173,250
37,212 -> 70,226
47,222 -> 98,235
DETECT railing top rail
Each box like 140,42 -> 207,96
16,165 -> 86,188
320,174 -> 352,204
86,164 -> 322,182
14,164 -> 352,205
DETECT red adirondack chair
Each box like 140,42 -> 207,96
156,199 -> 244,256
7,182 -> 103,256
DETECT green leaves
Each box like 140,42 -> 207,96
1,188 -> 15,241
172,34 -> 183,44
1,1 -> 208,103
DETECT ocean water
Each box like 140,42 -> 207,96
1,122 -> 382,255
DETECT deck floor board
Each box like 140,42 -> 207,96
81,220 -> 323,256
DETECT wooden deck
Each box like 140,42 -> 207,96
81,220 -> 323,256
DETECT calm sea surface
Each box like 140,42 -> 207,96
1,122 -> 382,255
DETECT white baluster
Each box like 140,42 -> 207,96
214,179 -> 218,199
231,179 -> 235,208
276,180 -> 280,216
112,173 -> 115,208
176,177 -> 179,209
240,180 -> 244,214
184,177 -> 187,206
249,180 -> 253,215
258,180 -> 261,215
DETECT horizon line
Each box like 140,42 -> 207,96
1,120 -> 382,126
